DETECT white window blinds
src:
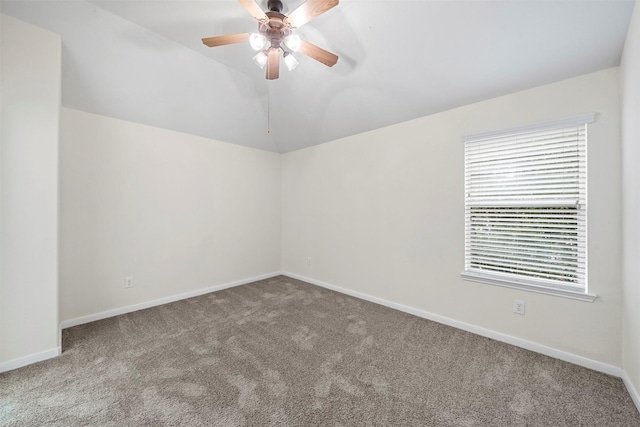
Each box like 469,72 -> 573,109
464,114 -> 594,294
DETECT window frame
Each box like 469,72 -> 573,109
460,113 -> 597,302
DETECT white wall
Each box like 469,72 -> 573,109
59,108 -> 281,322
282,68 -> 622,367
0,15 -> 61,368
621,1 -> 640,407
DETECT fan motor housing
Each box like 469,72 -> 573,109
260,11 -> 292,49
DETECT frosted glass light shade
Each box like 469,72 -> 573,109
284,53 -> 299,71
284,34 -> 301,52
253,51 -> 268,69
249,33 -> 267,51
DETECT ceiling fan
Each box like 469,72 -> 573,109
202,0 -> 339,80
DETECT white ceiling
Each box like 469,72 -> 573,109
1,0 -> 635,153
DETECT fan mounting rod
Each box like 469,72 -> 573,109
268,0 -> 284,12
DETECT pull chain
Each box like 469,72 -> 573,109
267,91 -> 271,134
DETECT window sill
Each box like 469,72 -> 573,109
460,271 -> 597,302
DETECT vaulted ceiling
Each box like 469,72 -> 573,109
1,0 -> 635,153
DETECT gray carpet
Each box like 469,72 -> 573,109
1,276 -> 639,426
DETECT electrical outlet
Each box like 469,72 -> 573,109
307,257 -> 312,266
513,299 -> 525,315
125,276 -> 134,289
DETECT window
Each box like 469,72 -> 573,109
461,113 -> 596,302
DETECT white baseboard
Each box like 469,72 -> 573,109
622,370 -> 640,414
0,346 -> 61,373
282,271 -> 623,378
60,271 -> 283,329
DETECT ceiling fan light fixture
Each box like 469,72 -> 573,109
201,0 -> 340,80
249,33 -> 267,51
284,34 -> 301,52
284,53 -> 299,71
253,51 -> 269,69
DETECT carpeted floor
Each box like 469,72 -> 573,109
1,275 -> 639,426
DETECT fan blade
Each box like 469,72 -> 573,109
285,0 -> 339,29
266,49 -> 280,80
299,39 -> 338,67
202,33 -> 250,47
238,0 -> 267,21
